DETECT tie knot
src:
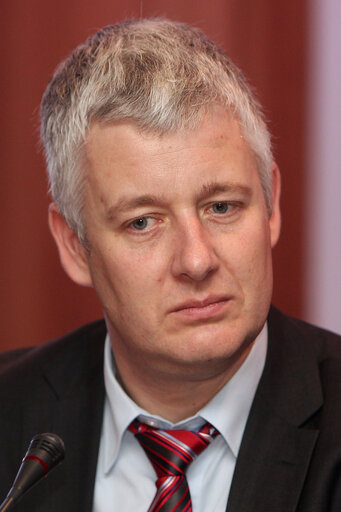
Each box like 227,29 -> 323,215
128,419 -> 219,478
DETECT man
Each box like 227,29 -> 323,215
0,18 -> 340,512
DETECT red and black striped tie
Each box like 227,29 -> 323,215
128,419 -> 219,512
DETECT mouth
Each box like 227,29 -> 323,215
170,296 -> 230,321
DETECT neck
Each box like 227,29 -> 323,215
114,344 -> 253,423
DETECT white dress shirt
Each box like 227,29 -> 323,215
93,325 -> 267,512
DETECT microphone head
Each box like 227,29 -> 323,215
0,433 -> 65,510
25,433 -> 65,472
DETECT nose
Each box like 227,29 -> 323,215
171,217 -> 219,281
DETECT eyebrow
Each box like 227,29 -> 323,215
194,181 -> 252,203
106,181 -> 252,219
106,194 -> 165,219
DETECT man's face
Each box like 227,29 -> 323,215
72,108 -> 280,380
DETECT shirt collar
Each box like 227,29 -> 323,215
102,324 -> 267,473
200,324 -> 267,456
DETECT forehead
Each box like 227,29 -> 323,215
83,108 -> 259,205
86,108 -> 249,161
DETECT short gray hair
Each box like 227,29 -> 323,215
41,18 -> 273,242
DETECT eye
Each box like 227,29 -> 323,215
131,217 -> 150,230
211,202 -> 230,214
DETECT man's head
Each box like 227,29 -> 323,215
41,18 -> 273,244
43,19 -> 281,416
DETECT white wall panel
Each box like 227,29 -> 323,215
305,0 -> 341,333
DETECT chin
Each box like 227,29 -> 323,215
195,318 -> 265,357
170,323 -> 255,363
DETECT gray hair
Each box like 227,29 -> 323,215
40,18 -> 273,242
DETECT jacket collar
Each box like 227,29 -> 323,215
226,307 -> 322,512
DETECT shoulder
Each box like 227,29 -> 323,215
0,319 -> 107,396
268,305 -> 341,355
267,306 -> 341,399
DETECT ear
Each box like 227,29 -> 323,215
269,162 -> 281,248
48,203 -> 93,287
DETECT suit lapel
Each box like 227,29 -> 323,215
20,321 -> 106,512
226,396 -> 319,511
226,307 -> 323,512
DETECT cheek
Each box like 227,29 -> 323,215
242,232 -> 273,305
89,244 -> 165,308
219,221 -> 272,283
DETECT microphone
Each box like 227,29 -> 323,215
0,433 -> 65,511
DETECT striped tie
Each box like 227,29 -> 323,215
128,419 -> 219,512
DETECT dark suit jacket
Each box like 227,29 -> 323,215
0,307 -> 341,511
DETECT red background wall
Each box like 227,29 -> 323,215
0,0 -> 307,350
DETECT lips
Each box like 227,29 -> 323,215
172,296 -> 229,312
170,295 -> 230,321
